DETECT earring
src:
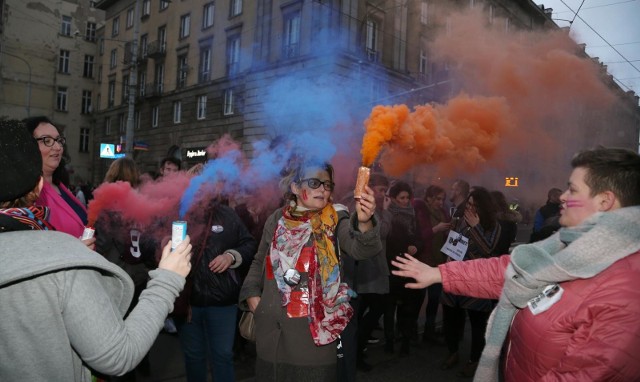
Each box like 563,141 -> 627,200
289,199 -> 297,208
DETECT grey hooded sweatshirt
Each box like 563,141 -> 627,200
0,230 -> 185,381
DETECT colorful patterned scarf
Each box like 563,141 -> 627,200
271,203 -> 354,345
0,206 -> 54,231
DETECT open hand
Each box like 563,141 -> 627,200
391,253 -> 442,289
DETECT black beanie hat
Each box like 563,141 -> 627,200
0,120 -> 43,203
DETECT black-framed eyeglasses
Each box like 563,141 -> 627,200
36,136 -> 66,147
299,178 -> 335,191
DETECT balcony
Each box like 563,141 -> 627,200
146,41 -> 166,59
144,82 -> 163,98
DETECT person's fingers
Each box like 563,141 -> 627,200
404,282 -> 422,289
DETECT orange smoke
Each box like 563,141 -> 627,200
361,94 -> 512,176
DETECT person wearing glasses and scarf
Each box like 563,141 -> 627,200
392,147 -> 640,382
239,162 -> 381,382
23,116 -> 92,248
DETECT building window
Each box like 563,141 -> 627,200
108,80 -> 116,107
122,74 -> 130,102
151,106 -> 159,127
83,55 -> 95,78
230,0 -> 242,17
61,15 -> 72,36
196,95 -> 207,120
139,70 -> 146,97
160,0 -> 170,11
140,34 -> 148,58
142,0 -> 150,16
177,54 -> 188,88
173,101 -> 182,123
283,11 -> 300,59
97,65 -> 103,83
110,49 -> 118,69
105,117 -> 112,135
421,1 -> 428,25
81,90 -> 92,114
86,22 -> 97,42
126,8 -> 134,29
365,19 -> 379,62
134,111 -> 140,130
179,14 -> 191,39
158,26 -> 167,52
96,94 -> 101,111
112,16 -> 120,37
155,63 -> 164,94
79,128 -> 90,153
199,46 -> 211,83
226,35 -> 240,76
419,50 -> 428,75
99,38 -> 105,55
489,4 -> 494,24
119,113 -> 126,133
203,2 -> 215,29
59,50 -> 70,73
223,89 -> 234,116
56,87 -> 68,111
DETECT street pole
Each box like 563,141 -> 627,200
125,0 -> 141,155
0,49 -> 32,117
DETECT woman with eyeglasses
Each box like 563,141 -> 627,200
439,186 -> 502,377
239,161 -> 381,382
23,116 -> 93,248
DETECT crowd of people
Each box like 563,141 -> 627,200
1,116 -> 639,382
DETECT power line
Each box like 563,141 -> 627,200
553,0 -> 637,14
557,0 -> 640,78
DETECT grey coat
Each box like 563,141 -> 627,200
0,231 -> 185,381
239,207 -> 382,382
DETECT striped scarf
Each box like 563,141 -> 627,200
475,206 -> 640,381
271,203 -> 353,345
0,206 -> 53,231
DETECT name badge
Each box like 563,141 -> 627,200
440,230 -> 469,261
527,284 -> 564,315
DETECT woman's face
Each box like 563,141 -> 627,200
427,192 -> 446,210
559,167 -> 602,227
291,168 -> 333,210
393,191 -> 411,208
465,196 -> 477,214
33,122 -> 63,176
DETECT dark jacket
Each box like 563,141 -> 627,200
191,203 -> 257,306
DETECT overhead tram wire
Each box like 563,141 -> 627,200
558,0 -> 640,91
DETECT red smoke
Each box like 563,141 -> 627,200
87,172 -> 191,229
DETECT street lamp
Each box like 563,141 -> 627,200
0,49 -> 32,117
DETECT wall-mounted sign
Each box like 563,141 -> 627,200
100,143 -> 125,159
505,177 -> 519,187
185,147 -> 207,159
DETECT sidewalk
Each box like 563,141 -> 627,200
140,322 -> 474,382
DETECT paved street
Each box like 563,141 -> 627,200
136,223 -> 532,382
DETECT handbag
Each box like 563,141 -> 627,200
238,311 -> 256,342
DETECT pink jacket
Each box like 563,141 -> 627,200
36,182 -> 86,238
440,251 -> 640,381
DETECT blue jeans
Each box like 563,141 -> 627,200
174,305 -> 238,382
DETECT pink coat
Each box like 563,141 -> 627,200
440,251 -> 640,381
36,182 -> 86,238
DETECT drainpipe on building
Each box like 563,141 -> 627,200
125,0 -> 141,155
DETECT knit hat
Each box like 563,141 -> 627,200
0,120 -> 43,202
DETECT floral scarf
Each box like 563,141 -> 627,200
270,203 -> 353,345
0,206 -> 54,231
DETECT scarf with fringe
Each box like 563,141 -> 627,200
475,206 -> 640,381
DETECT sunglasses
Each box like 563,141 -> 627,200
299,178 -> 335,191
36,136 -> 66,147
